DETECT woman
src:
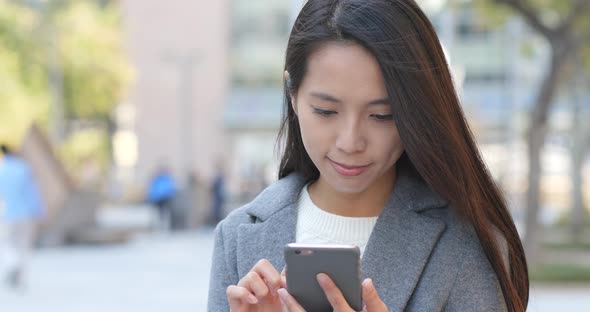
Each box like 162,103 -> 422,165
208,0 -> 529,311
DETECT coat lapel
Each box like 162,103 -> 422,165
236,173 -> 307,276
236,203 -> 298,276
362,167 -> 448,311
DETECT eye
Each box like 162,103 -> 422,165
371,114 -> 393,121
313,107 -> 337,117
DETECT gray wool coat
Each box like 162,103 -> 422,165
207,167 -> 508,311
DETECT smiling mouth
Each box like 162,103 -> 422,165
330,160 -> 370,169
328,159 -> 371,176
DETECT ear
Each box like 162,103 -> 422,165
284,70 -> 297,113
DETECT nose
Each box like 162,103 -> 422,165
335,118 -> 367,154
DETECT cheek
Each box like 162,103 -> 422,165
374,127 -> 404,161
298,114 -> 326,158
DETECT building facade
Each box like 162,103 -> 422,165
121,0 -> 230,187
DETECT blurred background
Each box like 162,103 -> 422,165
0,0 -> 588,311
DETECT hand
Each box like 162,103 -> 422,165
226,259 -> 287,312
277,274 -> 388,312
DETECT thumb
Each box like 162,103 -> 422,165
362,279 -> 387,311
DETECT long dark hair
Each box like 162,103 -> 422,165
276,0 -> 528,310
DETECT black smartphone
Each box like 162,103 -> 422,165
284,243 -> 363,311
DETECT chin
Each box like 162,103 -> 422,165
325,175 -> 372,194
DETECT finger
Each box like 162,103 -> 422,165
237,271 -> 271,299
362,279 -> 388,311
281,266 -> 287,289
227,285 -> 258,307
317,273 -> 352,311
278,288 -> 306,312
251,259 -> 282,296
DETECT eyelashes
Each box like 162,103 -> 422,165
372,114 -> 393,121
312,108 -> 337,117
312,107 -> 393,121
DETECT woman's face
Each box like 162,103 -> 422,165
291,42 -> 404,194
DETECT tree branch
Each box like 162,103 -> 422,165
493,0 -> 555,39
557,0 -> 590,35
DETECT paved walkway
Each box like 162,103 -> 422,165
0,229 -> 214,312
1,225 -> 589,311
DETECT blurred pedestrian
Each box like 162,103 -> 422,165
0,144 -> 46,289
185,170 -> 208,228
210,162 -> 226,225
147,165 -> 177,231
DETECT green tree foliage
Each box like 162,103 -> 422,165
474,0 -> 590,73
0,0 -> 132,145
0,1 -> 49,145
55,1 -> 133,120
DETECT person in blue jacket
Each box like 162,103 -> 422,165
0,144 -> 46,289
147,166 -> 178,231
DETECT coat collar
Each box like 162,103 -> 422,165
236,173 -> 307,275
245,172 -> 307,221
239,166 -> 449,309
244,166 -> 448,219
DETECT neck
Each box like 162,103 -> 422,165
308,166 -> 397,217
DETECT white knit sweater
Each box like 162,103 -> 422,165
295,184 -> 378,257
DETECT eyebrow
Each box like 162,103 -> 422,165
309,92 -> 390,105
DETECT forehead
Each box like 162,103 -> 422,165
300,42 -> 387,99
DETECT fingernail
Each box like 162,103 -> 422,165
363,278 -> 373,287
316,273 -> 327,287
247,294 -> 258,304
277,288 -> 288,304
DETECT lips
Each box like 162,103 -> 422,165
329,159 -> 371,177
